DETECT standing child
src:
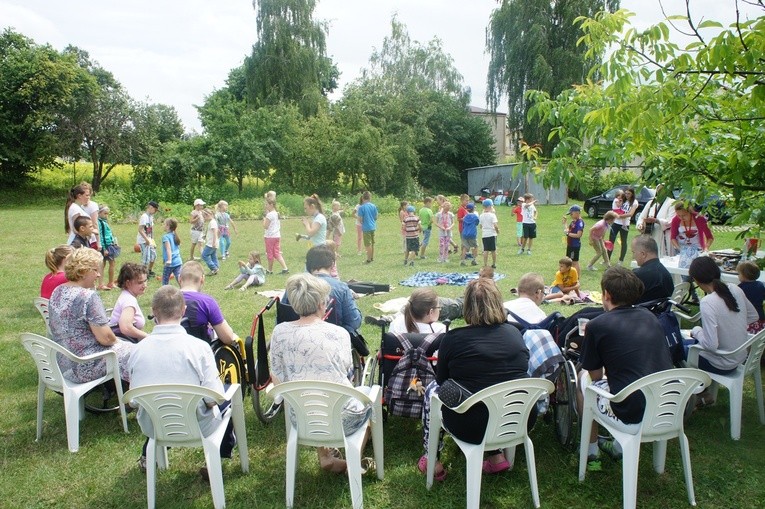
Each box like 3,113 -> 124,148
519,193 -> 537,255
436,195 -> 459,254
98,205 -> 120,289
563,205 -> 585,274
70,216 -> 95,249
357,191 -> 378,264
586,211 -> 618,270
137,200 -> 158,276
460,202 -> 479,266
737,261 -> 765,333
403,205 -> 421,266
161,218 -> 183,285
325,240 -> 341,279
512,197 -> 524,247
225,251 -> 266,291
201,209 -> 219,275
479,199 -> 499,268
327,200 -> 346,253
419,197 -> 434,259
435,200 -> 454,263
215,200 -> 237,260
263,198 -> 290,275
544,257 -> 581,302
398,201 -> 410,255
353,196 -> 364,256
456,194 -> 470,253
189,199 -> 205,261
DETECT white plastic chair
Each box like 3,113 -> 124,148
123,383 -> 249,509
686,330 -> 765,440
426,378 -> 554,509
20,332 -> 129,452
267,381 -> 384,509
34,298 -> 52,336
671,283 -> 701,324
578,369 -> 711,509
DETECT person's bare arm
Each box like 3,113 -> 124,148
118,307 -> 148,340
212,319 -> 236,345
90,323 -> 118,346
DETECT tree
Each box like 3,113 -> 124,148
245,0 -> 338,116
130,102 -> 184,168
528,4 -> 765,230
0,29 -> 94,186
486,0 -> 620,156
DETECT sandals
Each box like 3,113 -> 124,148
418,454 -> 447,481
482,458 -> 512,474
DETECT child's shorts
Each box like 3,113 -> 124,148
461,235 -> 477,249
522,223 -> 537,239
406,237 -> 420,253
482,236 -> 496,252
566,245 -> 581,261
516,222 -> 523,238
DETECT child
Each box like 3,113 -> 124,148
189,199 -> 205,261
70,216 -> 94,249
545,257 -> 581,302
41,244 -> 74,299
265,190 -> 277,202
215,200 -> 237,260
456,194 -> 469,249
460,202 -> 479,266
586,211 -> 618,270
201,208 -> 219,275
436,195 -> 459,254
225,251 -> 266,291
137,200 -> 158,277
737,261 -> 765,334
479,265 -> 495,280
519,193 -> 538,255
419,197 -> 434,259
403,205 -> 421,266
479,199 -> 499,268
325,240 -> 340,279
353,195 -> 364,256
161,218 -> 183,286
435,200 -> 454,263
98,205 -> 120,290
263,198 -> 289,275
398,200 -> 410,255
512,197 -> 524,247
563,205 -> 585,273
327,200 -> 346,253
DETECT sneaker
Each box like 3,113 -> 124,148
403,260 -> 408,266
138,455 -> 147,474
587,455 -> 602,472
517,248 -> 524,255
598,438 -> 622,461
491,264 -> 496,269
265,270 -> 273,275
471,260 -> 477,266
526,250 -> 532,255
409,261 -> 414,267
364,259 -> 373,264
147,271 -> 156,278
280,269 -> 290,274
586,265 -> 596,271
208,269 -> 218,276
224,285 -> 233,290
419,256 -> 426,260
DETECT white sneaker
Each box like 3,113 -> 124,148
517,248 -> 524,255
526,250 -> 532,255
586,265 -> 596,271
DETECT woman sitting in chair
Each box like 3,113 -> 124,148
388,288 -> 447,334
269,273 -> 372,474
686,257 -> 758,389
419,278 -> 529,480
48,248 -> 134,383
108,263 -> 149,342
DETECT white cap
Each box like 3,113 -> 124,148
193,199 -> 205,206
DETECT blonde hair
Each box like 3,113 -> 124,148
603,211 -> 618,221
248,250 -> 262,264
285,273 -> 331,317
462,278 -> 506,326
45,245 -> 74,273
179,260 -> 205,285
64,248 -> 102,282
517,273 -> 544,297
216,200 -> 228,212
152,285 -> 185,322
265,190 -> 276,201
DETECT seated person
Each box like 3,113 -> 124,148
178,261 -> 238,345
269,273 -> 372,474
41,244 -> 74,299
544,257 -> 581,302
504,272 -> 547,323
108,263 -> 149,342
737,261 -> 765,334
128,285 -> 236,475
631,235 -> 673,303
578,267 -> 673,470
419,278 -> 530,479
388,288 -> 447,334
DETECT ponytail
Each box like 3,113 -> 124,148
689,256 -> 740,312
713,279 -> 740,312
45,245 -> 74,273
305,194 -> 324,214
64,185 -> 87,233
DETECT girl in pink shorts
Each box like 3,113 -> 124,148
263,198 -> 289,274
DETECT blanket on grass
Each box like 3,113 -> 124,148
400,271 -> 506,287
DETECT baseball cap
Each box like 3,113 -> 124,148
406,205 -> 415,213
482,199 -> 493,208
147,200 -> 159,209
567,205 -> 582,214
466,202 -> 475,210
194,198 -> 205,206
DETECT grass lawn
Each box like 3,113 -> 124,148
1,204 -> 763,508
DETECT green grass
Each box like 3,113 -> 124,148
1,204 -> 763,508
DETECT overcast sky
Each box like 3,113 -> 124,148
1,0 -> 758,132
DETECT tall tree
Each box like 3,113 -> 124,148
245,0 -> 338,116
486,0 -> 619,155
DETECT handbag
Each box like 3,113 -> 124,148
437,379 -> 473,408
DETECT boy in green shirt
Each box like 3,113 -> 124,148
418,197 -> 434,259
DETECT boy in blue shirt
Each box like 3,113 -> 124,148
356,191 -> 378,264
460,202 -> 480,266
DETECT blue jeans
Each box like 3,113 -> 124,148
162,264 -> 181,285
219,234 -> 231,256
201,246 -> 218,271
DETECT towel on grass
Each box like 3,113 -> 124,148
400,271 -> 506,287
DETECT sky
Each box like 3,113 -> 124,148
1,0 -> 759,133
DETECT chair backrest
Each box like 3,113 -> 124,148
612,368 -> 711,441
451,378 -> 554,450
671,282 -> 690,303
34,298 -> 52,335
742,330 -> 765,377
20,332 -> 67,392
123,384 -> 225,446
268,381 -> 372,447
276,298 -> 337,325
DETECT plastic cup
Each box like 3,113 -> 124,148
578,318 -> 589,336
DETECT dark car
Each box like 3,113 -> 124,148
583,185 -> 655,220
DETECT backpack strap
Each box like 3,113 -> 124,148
393,333 -> 414,351
507,310 -> 532,329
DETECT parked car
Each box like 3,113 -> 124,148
583,185 -> 655,220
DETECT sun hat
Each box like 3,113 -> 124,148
194,198 -> 205,206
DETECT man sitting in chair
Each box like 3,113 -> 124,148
504,272 -> 547,323
178,261 -> 238,345
578,267 -> 672,471
128,285 -> 236,477
631,235 -> 673,304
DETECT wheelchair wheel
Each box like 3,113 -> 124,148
364,352 -> 379,388
553,359 -> 579,451
251,362 -> 282,423
350,350 -> 364,386
83,380 -> 124,414
214,344 -> 247,401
